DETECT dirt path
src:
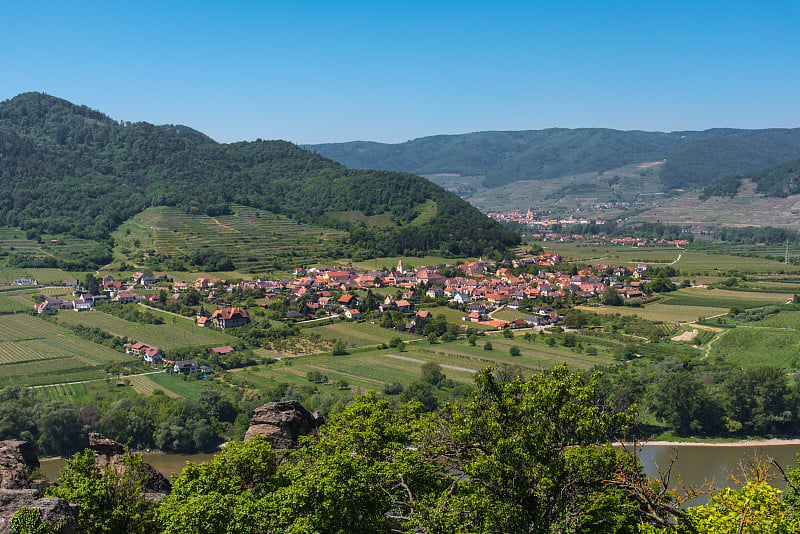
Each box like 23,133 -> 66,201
138,302 -> 194,320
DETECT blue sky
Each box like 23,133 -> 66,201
2,1 -> 798,144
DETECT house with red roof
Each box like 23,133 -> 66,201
211,307 -> 250,329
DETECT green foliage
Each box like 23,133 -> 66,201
685,480 -> 800,533
700,173 -> 742,199
420,362 -> 446,386
308,127 -> 800,192
158,437 -> 279,534
46,449 -> 158,534
417,365 -> 643,533
9,508 -> 59,534
331,338 -> 347,355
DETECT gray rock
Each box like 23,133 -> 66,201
0,441 -> 78,534
244,400 -> 324,448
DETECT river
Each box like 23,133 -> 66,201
39,444 -> 800,504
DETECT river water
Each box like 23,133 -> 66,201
40,445 -> 800,502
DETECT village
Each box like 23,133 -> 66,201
24,252 -> 671,376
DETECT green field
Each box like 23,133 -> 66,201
539,243 -> 800,275
305,320 -> 423,348
54,308 -> 236,351
0,314 -> 133,386
114,205 -> 345,273
578,303 -> 728,323
146,372 -> 210,399
709,327 -> 800,369
245,329 -> 616,397
660,288 -> 791,309
0,314 -> 129,385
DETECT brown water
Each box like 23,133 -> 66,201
40,445 -> 800,502
635,444 -> 800,504
39,452 -> 216,482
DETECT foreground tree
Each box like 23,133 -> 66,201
46,449 -> 158,534
412,365 -> 651,533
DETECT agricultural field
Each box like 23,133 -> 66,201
146,372 -> 210,399
0,293 -> 35,313
538,242 -> 800,276
0,268 -> 86,285
0,314 -> 133,387
708,326 -> 800,370
739,310 -> 800,329
127,373 -> 178,397
304,320 -> 423,348
114,206 -> 345,273
659,288 -> 792,309
578,303 -> 728,323
54,308 -> 237,351
250,329 -> 617,398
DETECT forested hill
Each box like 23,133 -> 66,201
304,127 -> 800,190
701,157 -> 800,200
0,92 -> 519,257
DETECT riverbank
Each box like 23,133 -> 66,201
625,438 -> 800,447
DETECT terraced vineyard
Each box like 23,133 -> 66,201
119,206 -> 346,272
0,314 -> 130,386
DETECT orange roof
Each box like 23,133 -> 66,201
211,307 -> 249,319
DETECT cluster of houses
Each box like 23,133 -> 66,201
525,233 -> 690,247
125,342 -> 236,375
34,255 -> 656,333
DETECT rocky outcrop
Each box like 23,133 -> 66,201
244,400 -> 324,448
0,440 -> 78,534
88,433 -> 171,497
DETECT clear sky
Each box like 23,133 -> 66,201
2,1 -> 798,144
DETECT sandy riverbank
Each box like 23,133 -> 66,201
621,439 -> 800,447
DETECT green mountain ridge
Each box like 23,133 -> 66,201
0,92 -> 519,264
304,127 -> 800,192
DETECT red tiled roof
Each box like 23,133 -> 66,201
211,307 -> 249,319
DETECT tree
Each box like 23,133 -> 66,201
415,365 -> 650,533
509,345 -> 521,357
158,437 -> 279,534
686,480 -> 800,533
46,449 -> 158,534
602,286 -> 623,306
468,334 -> 477,346
420,362 -> 446,387
483,341 -> 493,350
331,339 -> 347,356
649,364 -> 721,436
503,327 -> 514,339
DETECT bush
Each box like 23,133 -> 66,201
483,341 -> 493,351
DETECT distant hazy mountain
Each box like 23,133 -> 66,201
305,128 -> 800,191
0,92 -> 519,258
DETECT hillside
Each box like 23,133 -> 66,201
304,127 -> 800,191
0,93 -> 519,267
